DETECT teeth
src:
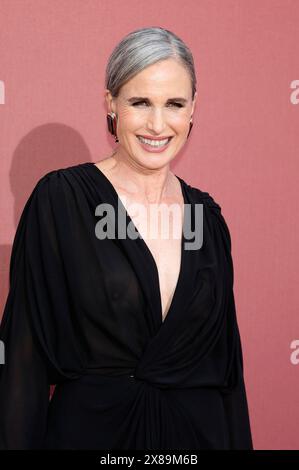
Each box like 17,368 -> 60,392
137,136 -> 170,147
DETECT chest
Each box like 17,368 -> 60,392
119,194 -> 184,322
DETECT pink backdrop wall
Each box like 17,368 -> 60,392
1,0 -> 298,450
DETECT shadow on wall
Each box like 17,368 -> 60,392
0,123 -> 94,319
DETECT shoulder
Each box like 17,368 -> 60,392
20,163 -> 86,225
182,179 -> 222,213
184,182 -> 232,251
30,162 -> 87,200
34,162 -> 84,186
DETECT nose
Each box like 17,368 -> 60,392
147,108 -> 167,135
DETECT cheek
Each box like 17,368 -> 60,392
169,114 -> 190,132
119,111 -> 144,131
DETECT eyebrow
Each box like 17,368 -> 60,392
127,96 -> 188,104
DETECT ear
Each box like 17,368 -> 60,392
191,91 -> 198,117
104,89 -> 116,113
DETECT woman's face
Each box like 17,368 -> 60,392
105,58 -> 197,170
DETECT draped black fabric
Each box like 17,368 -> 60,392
0,161 -> 253,449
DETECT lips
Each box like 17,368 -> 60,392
136,135 -> 172,147
136,135 -> 173,141
136,135 -> 173,153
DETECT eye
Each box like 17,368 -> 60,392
168,102 -> 183,108
132,101 -> 148,107
132,101 -> 183,108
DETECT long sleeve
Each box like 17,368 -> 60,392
217,207 -> 253,449
221,289 -> 253,449
204,192 -> 253,449
0,171 -> 85,449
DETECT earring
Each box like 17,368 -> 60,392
187,119 -> 193,139
107,112 -> 119,143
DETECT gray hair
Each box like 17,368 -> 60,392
105,27 -> 197,100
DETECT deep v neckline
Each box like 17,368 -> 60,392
86,161 -> 187,326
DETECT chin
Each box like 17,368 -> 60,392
136,155 -> 173,171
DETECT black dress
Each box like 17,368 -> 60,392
0,161 -> 253,450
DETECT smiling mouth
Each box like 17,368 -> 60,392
136,135 -> 173,147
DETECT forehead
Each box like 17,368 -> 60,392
121,59 -> 192,96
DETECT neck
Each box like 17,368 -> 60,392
107,151 -> 174,204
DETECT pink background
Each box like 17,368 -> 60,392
1,0 -> 299,450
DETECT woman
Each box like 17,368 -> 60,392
0,27 -> 253,449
